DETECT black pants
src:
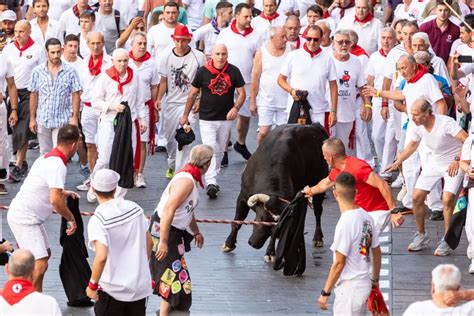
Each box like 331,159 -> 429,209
94,291 -> 146,316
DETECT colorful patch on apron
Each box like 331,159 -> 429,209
151,236 -> 160,252
172,259 -> 182,272
150,221 -> 161,238
171,280 -> 182,294
179,270 -> 188,283
161,268 -> 176,286
181,257 -> 188,270
178,243 -> 185,255
183,280 -> 192,294
159,282 -> 171,298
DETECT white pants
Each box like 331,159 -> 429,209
355,114 -> 375,167
199,120 -> 232,186
416,169 -> 464,195
163,103 -> 196,171
331,122 -> 354,155
0,101 -> 8,178
379,105 -> 399,178
333,278 -> 371,316
156,99 -> 167,147
369,210 -> 391,234
467,189 -> 474,259
236,83 -> 251,118
81,105 -> 100,144
37,125 -> 60,155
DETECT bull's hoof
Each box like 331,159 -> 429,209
313,240 -> 324,248
222,243 -> 236,253
263,255 -> 275,263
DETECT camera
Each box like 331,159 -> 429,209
458,55 -> 473,63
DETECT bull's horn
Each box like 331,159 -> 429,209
247,194 -> 270,207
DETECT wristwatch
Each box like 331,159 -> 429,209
321,289 -> 331,296
454,156 -> 460,161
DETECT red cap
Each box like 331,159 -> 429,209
171,24 -> 193,40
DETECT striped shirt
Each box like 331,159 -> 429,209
28,62 -> 82,129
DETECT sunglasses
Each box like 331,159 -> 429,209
306,37 -> 320,43
335,40 -> 351,45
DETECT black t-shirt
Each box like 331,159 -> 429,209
192,63 -> 245,121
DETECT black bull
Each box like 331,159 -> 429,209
223,124 -> 329,259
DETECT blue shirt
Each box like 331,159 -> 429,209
28,62 -> 82,129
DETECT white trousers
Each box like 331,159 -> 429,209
199,120 -> 232,186
355,114 -> 375,167
331,122 -> 354,155
163,104 -> 196,171
156,99 -> 167,147
81,105 -> 100,144
467,189 -> 474,259
37,125 -> 60,155
333,278 -> 372,316
379,105 -> 399,178
369,210 -> 391,234
0,102 -> 8,172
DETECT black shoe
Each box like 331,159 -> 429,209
19,161 -> 28,177
67,299 -> 94,307
221,152 -> 228,167
28,141 -> 39,150
233,142 -> 251,160
429,210 -> 444,221
207,184 -> 219,199
0,168 -> 7,181
227,140 -> 232,147
9,166 -> 21,183
0,184 -> 7,195
155,145 -> 166,153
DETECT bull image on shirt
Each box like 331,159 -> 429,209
171,64 -> 191,91
359,220 -> 373,263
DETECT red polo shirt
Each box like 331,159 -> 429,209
328,156 -> 389,212
420,19 -> 459,64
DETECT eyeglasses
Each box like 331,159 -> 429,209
135,27 -> 145,31
306,37 -> 320,43
335,40 -> 351,45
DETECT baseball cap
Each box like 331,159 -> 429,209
91,169 -> 120,192
0,10 -> 17,22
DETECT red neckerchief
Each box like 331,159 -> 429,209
293,37 -> 301,49
340,1 -> 355,18
204,59 -> 232,96
88,54 -> 103,76
1,279 -> 35,305
379,48 -> 388,57
106,66 -> 134,95
129,51 -> 151,63
146,99 -> 156,155
230,19 -> 253,37
351,45 -> 368,57
134,119 -> 141,171
259,11 -> 280,22
302,25 -> 310,38
407,64 -> 428,83
303,42 -> 322,58
14,37 -> 35,57
323,11 -> 330,18
179,163 -> 204,188
72,4 -> 92,18
354,12 -> 374,23
44,147 -> 68,166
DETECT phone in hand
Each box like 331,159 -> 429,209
0,32 -> 6,44
458,55 -> 473,63
137,10 -> 144,17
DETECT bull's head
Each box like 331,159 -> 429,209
247,194 -> 289,249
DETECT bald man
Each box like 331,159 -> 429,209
3,20 -> 45,183
180,44 -> 245,199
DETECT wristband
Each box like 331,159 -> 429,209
11,109 -> 17,112
331,108 -> 337,113
381,101 -> 389,108
88,280 -> 98,291
364,104 -> 372,109
371,278 -> 379,283
375,90 -> 381,98
193,231 -> 201,237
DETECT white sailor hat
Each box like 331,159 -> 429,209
91,169 -> 120,192
0,10 -> 17,22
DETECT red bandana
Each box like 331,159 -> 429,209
44,147 -> 68,166
204,59 -> 232,96
293,37 -> 301,49
106,66 -> 134,95
339,1 -> 355,18
72,4 -> 92,18
230,19 -> 253,37
354,12 -> 374,23
259,11 -> 280,22
323,11 -> 330,18
1,279 -> 35,306
129,51 -> 151,63
302,25 -> 310,38
179,163 -> 204,188
379,48 -> 388,57
407,64 -> 428,83
14,37 -> 35,57
88,54 -> 103,76
146,99 -> 156,155
303,42 -> 322,58
351,45 -> 368,57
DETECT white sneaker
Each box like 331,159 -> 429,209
135,173 -> 146,188
391,176 -> 404,189
76,178 -> 91,191
469,259 -> 474,274
434,239 -> 452,256
87,188 -> 97,203
408,232 -> 430,251
397,184 -> 407,202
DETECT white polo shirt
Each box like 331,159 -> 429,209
58,8 -> 82,38
383,43 -> 409,89
78,54 -> 112,105
367,49 -> 393,107
0,291 -> 61,316
8,154 -> 67,225
30,18 -> 63,48
331,208 -> 379,281
88,198 -> 152,302
337,16 -> 383,55
332,54 -> 366,122
216,22 -> 263,83
129,57 -> 161,102
401,73 -> 444,117
250,13 -> 287,40
2,41 -> 46,90
280,47 -> 336,114
330,6 -> 355,24
193,22 -> 222,57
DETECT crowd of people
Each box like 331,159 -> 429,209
0,0 -> 474,314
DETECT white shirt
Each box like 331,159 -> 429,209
394,1 -> 424,23
330,6 -> 355,24
431,55 -> 451,86
8,155 -> 66,225
254,0 -> 297,16
2,41 -> 46,89
159,48 -> 205,106
411,115 -> 462,171
367,49 -> 394,108
58,8 -> 82,38
280,47 -> 337,114
183,0 -> 204,30
250,14 -> 287,40
147,23 -> 176,65
461,134 -> 474,164
78,54 -> 113,105
337,15 -> 383,55
383,43 -> 409,88
92,68 -> 146,122
332,54 -> 366,122
216,23 -> 263,82
129,57 -> 160,102
30,18 -> 63,48
156,172 -> 199,230
193,22 -> 222,58
0,291 -> 62,316
113,0 -> 139,26
0,54 -> 14,97
402,73 -> 444,117
331,208 -> 379,281
61,56 -> 83,73
88,198 -> 152,302
95,11 -> 127,54
403,300 -> 474,316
